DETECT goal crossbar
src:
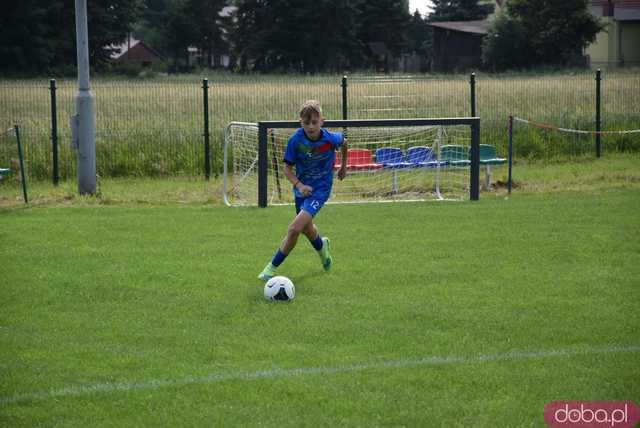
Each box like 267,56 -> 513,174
257,117 -> 481,207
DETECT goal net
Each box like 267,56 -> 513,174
223,118 -> 480,207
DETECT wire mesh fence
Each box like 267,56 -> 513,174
508,116 -> 640,193
1,70 -> 638,181
347,74 -> 471,120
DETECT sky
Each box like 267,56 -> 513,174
409,0 -> 434,17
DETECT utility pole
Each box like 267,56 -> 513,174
74,0 -> 96,195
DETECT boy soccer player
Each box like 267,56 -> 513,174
258,100 -> 348,281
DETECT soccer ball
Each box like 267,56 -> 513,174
264,276 -> 295,301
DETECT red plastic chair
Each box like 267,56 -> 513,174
334,149 -> 383,171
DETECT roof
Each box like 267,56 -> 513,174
109,36 -> 140,59
591,0 -> 640,19
427,20 -> 491,35
592,0 -> 640,8
501,0 -> 640,7
109,37 -> 163,60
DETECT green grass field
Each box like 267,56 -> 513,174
1,171 -> 639,425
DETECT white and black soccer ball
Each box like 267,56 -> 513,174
264,276 -> 295,301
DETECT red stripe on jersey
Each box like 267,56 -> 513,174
316,142 -> 333,153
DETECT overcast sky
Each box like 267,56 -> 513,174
409,0 -> 434,17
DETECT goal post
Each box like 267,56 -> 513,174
224,117 -> 480,208
258,118 -> 480,207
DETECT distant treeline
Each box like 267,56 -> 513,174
0,0 -> 601,75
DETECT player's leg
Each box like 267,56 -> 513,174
258,206 -> 313,281
281,209 -> 313,254
302,221 -> 332,271
258,193 -> 330,281
300,201 -> 332,271
302,221 -> 318,241
303,194 -> 332,271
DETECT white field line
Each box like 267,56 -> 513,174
2,344 -> 638,405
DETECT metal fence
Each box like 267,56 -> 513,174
1,70 -> 639,181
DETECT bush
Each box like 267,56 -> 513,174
482,11 -> 529,71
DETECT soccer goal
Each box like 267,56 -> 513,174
223,118 -> 480,207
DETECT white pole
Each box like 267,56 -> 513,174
74,0 -> 96,195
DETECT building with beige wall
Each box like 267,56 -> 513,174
585,1 -> 640,68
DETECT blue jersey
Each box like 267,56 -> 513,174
283,128 -> 344,198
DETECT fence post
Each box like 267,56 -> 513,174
341,75 -> 348,120
595,69 -> 602,158
470,119 -> 480,201
258,123 -> 268,208
508,115 -> 513,195
15,125 -> 28,204
49,79 -> 59,185
202,78 -> 211,180
470,72 -> 476,117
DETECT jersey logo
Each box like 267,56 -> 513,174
298,141 -> 332,158
313,142 -> 333,154
297,143 -> 313,158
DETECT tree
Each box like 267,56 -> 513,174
186,0 -> 227,68
87,0 -> 145,66
482,0 -> 603,70
303,0 -> 364,72
133,0 -> 171,55
161,0 -> 198,70
507,0 -> 602,66
232,0 -> 363,72
232,0 -> 290,71
357,0 -> 412,68
407,10 -> 430,56
429,0 -> 494,22
0,0 -> 143,74
481,10 -> 528,71
0,1 -> 58,73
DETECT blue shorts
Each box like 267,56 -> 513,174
295,192 -> 329,217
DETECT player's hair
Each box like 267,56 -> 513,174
299,100 -> 322,120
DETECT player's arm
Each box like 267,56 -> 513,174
337,138 -> 348,180
283,163 -> 312,196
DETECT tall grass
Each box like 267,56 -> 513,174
0,70 -> 639,179
2,155 -> 638,208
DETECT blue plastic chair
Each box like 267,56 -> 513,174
375,147 -> 411,169
406,146 -> 443,168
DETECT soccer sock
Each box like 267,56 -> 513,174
271,249 -> 287,267
310,235 -> 323,251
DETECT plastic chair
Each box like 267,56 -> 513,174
375,147 -> 411,169
477,144 -> 506,189
479,144 -> 507,165
334,149 -> 383,171
406,146 -> 442,168
440,145 -> 470,167
0,168 -> 10,181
